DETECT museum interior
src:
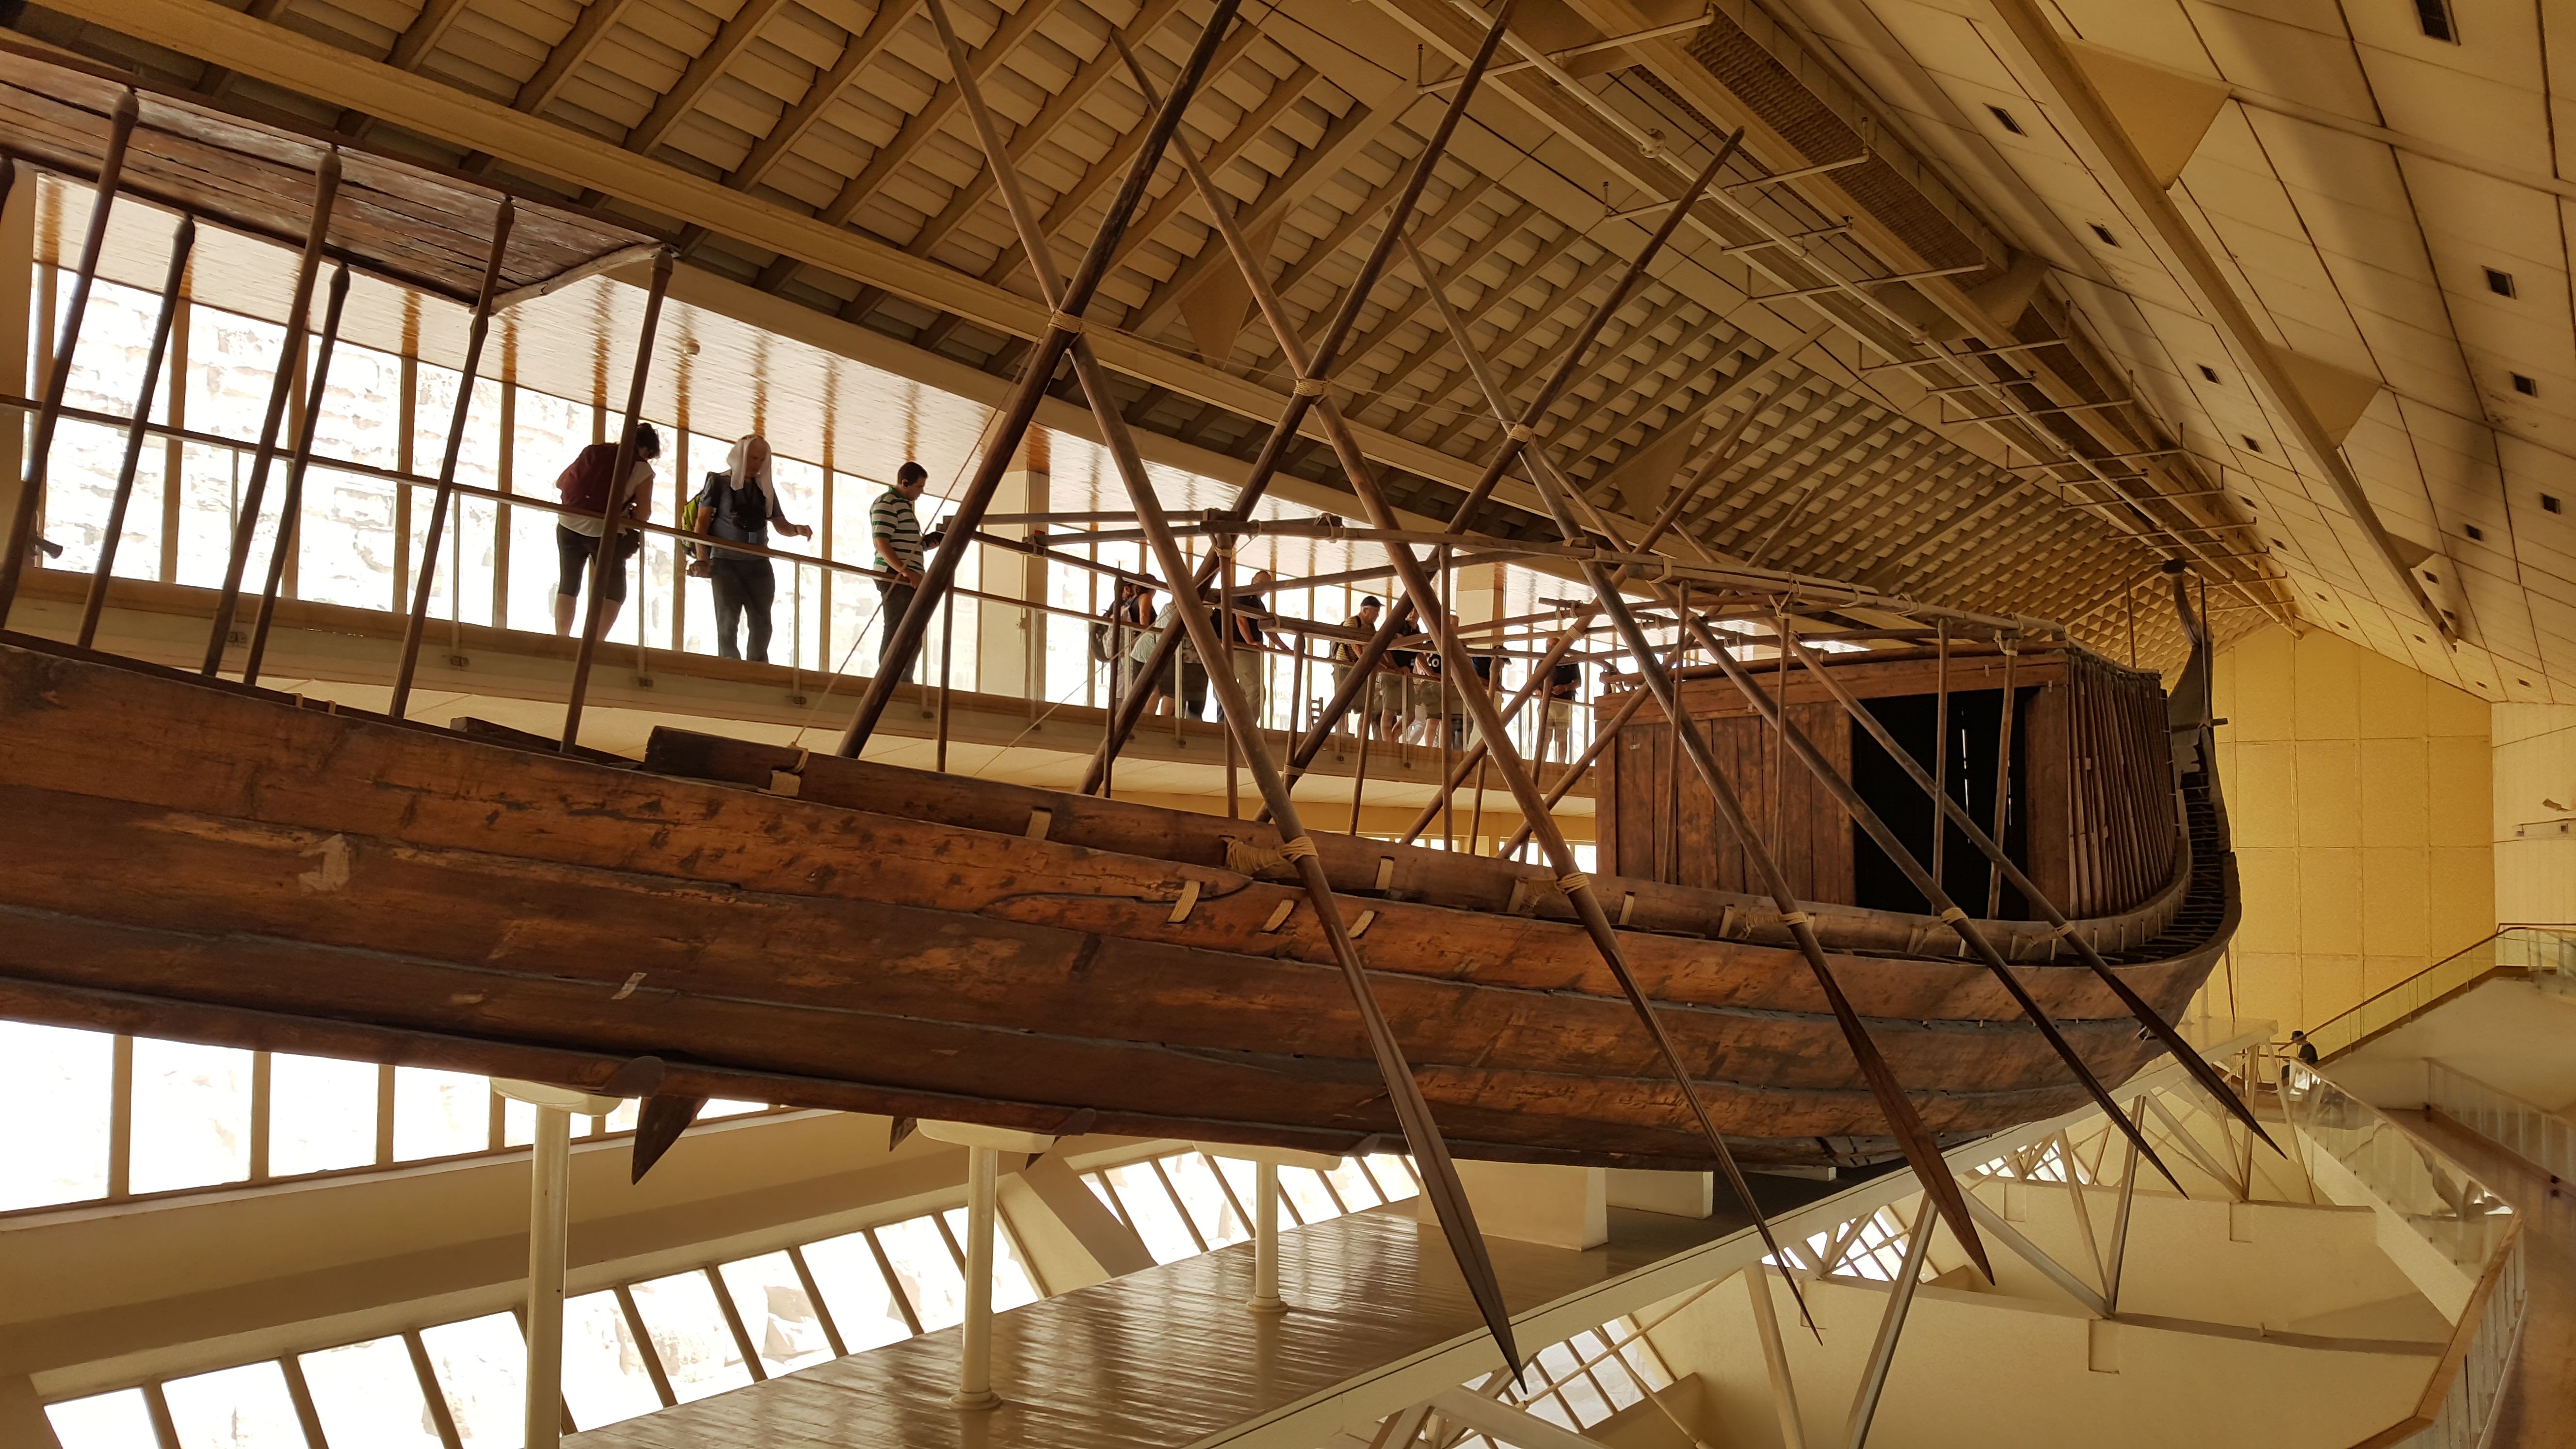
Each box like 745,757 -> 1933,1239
0,0 -> 2569,1443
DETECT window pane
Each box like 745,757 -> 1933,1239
1102,1162 -> 1199,1263
798,1234 -> 912,1351
0,1022 -> 112,1208
561,1292 -> 660,1429
702,1098 -> 768,1118
717,1253 -> 835,1377
129,1038 -> 251,1193
938,1209 -> 1041,1311
300,1336 -> 444,1449
1325,1157 -> 1385,1209
268,1054 -> 377,1176
1364,1153 -> 1420,1201
874,1217 -> 966,1330
1210,1156 -> 1272,1222
1165,1154 -> 1250,1247
1279,1167 -> 1341,1224
628,1272 -> 754,1403
393,1067 -> 488,1160
419,1313 -> 524,1448
162,1360 -> 304,1448
45,1388 -> 158,1449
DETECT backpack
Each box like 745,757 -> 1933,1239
556,441 -> 622,515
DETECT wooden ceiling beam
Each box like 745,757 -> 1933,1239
1426,284 -> 1689,453
1803,441 -> 1978,559
1263,167 -> 1415,306
1363,216 -> 1586,429
1558,333 -> 1760,484
625,0 -> 801,160
1122,72 -> 1417,337
1674,388 -> 1839,535
1745,429 -> 1919,569
960,22 -> 1267,288
1762,440 -> 1948,574
1705,416 -> 1884,549
1784,437 -> 1965,563
908,42 -> 1292,355
901,0 -> 1194,260
729,0 -> 919,195
1099,64 -> 1320,278
511,0 -> 644,117
1319,191 -> 1523,385
809,0 -> 1066,247
1544,306 -> 1737,458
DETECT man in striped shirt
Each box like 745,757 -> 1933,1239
870,461 -> 928,672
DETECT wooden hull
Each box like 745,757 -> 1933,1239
0,639 -> 2238,1168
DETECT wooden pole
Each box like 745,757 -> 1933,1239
1074,2 -> 1522,795
1932,623 -> 1949,887
390,198 -> 517,718
559,247 -> 675,751
1985,639 -> 2018,917
932,5 -> 1520,1362
1,91 -> 137,618
78,214 -> 193,647
837,0 -> 1243,758
242,263 -> 352,686
1407,233 -> 1994,1278
201,149 -> 339,673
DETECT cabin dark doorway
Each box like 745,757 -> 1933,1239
1850,687 -> 2036,918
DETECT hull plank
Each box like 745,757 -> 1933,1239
0,640 -> 2237,1167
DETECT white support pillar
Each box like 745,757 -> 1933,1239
1742,1266 -> 1808,1449
919,1120 -> 1056,1410
1844,1194 -> 1940,1449
958,1143 -> 1001,1409
1191,1142 -> 1344,1312
1252,1161 -> 1283,1313
491,1080 -> 624,1449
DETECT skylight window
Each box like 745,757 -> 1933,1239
2415,0 -> 2457,42
2486,268 -> 2517,298
1989,105 -> 2026,135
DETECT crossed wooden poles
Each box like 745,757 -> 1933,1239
0,19 -> 2272,1376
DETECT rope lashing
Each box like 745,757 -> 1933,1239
1278,835 -> 1320,862
1778,910 -> 1812,927
1557,873 -> 1590,895
1292,376 -> 1329,396
1938,906 -> 1968,924
1047,311 -> 1085,335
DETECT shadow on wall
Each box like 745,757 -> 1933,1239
2202,623 -> 2492,1038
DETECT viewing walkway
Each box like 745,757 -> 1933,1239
573,1030 -> 2285,1449
2406,1109 -> 2571,1449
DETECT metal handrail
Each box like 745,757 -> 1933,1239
2306,925 -> 2576,1063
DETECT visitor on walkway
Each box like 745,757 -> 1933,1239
1130,591 -> 1212,719
1224,568 -> 1272,725
871,461 -> 929,672
1544,656 -> 1582,762
1333,596 -> 1385,737
553,424 -> 659,639
688,434 -> 812,663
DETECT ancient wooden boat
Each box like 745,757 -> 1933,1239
0,630 -> 2234,1171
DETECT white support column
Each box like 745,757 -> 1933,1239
1742,1266 -> 1808,1449
1845,1194 -> 1939,1449
958,1143 -> 1001,1409
492,1080 -> 624,1449
1253,1161 -> 1284,1313
919,1120 -> 1056,1410
1191,1142 -> 1342,1311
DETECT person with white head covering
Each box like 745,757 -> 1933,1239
689,434 -> 812,662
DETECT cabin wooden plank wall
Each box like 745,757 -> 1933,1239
1595,646 -> 2175,921
1598,696 -> 1854,903
2058,649 -> 2179,920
